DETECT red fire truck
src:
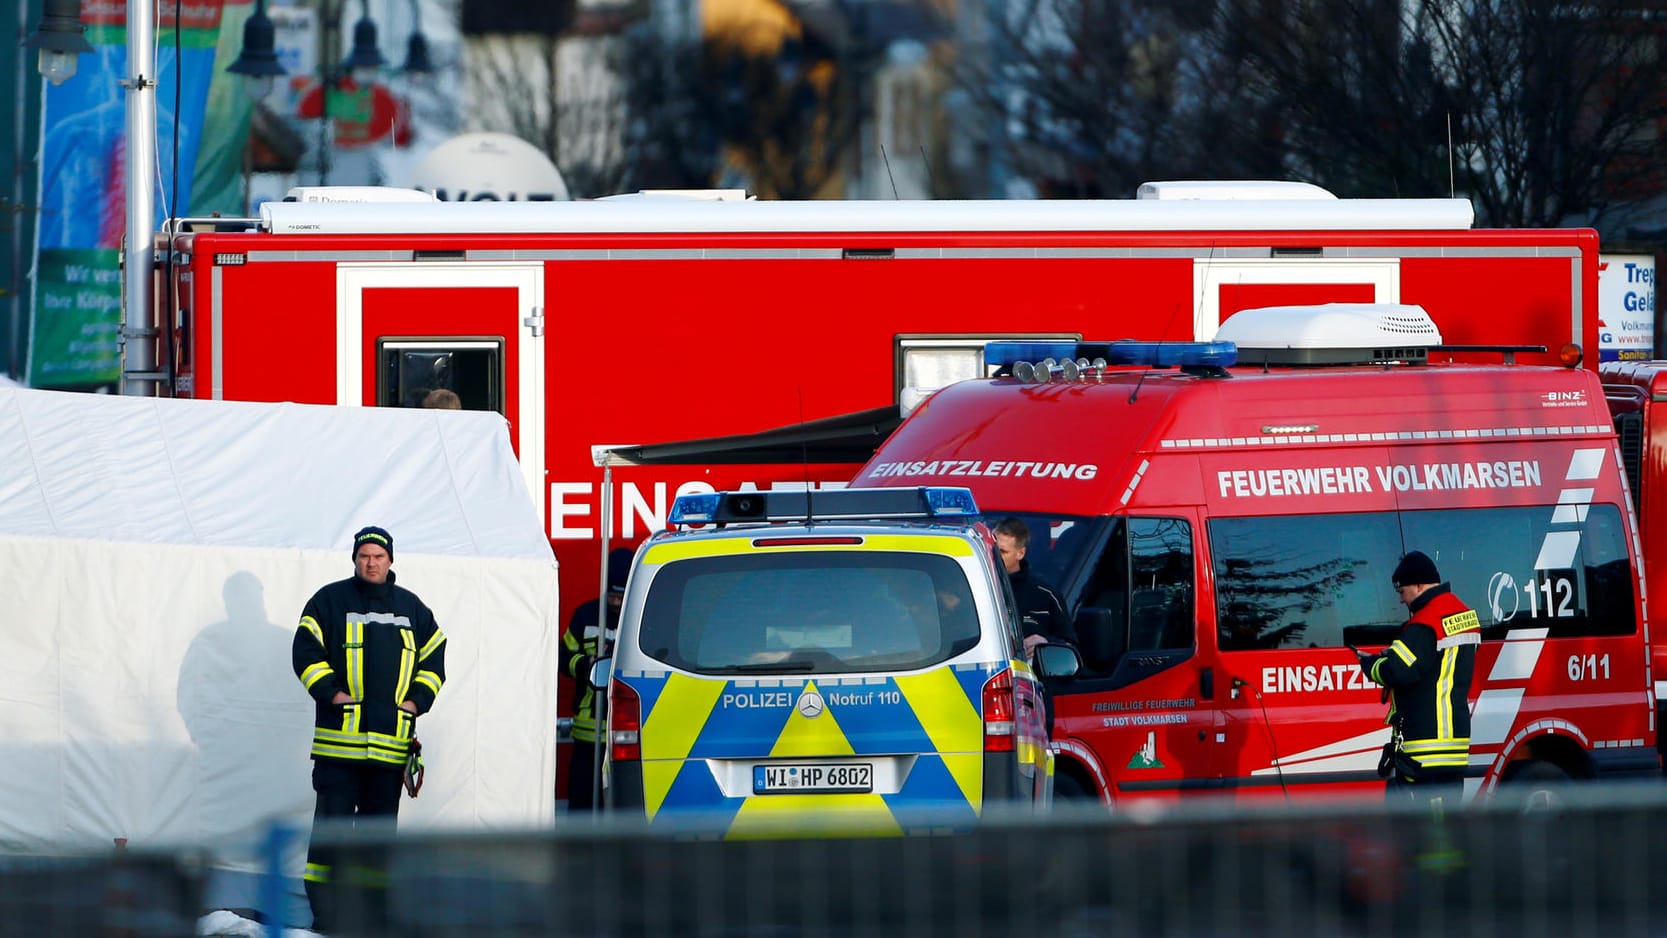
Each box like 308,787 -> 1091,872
157,183 -> 1606,624
855,304 -> 1660,803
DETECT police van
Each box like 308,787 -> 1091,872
855,304 -> 1660,806
594,486 -> 1079,834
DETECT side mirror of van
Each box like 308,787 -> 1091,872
1035,643 -> 1081,680
588,656 -> 612,690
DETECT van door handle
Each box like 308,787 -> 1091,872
1199,667 -> 1214,701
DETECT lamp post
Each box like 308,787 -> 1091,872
121,0 -> 158,395
25,0 -> 157,395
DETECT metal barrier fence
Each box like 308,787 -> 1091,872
6,783 -> 1667,937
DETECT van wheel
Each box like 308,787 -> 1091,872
1053,770 -> 1102,805
1498,760 -> 1572,901
1502,760 -> 1571,812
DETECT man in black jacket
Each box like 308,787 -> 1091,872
993,517 -> 1077,651
1356,550 -> 1478,802
293,526 -> 446,931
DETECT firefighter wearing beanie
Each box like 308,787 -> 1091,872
292,525 -> 446,931
1355,550 -> 1479,803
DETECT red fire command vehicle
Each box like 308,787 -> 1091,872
155,183 -> 1607,798
856,304 -> 1659,804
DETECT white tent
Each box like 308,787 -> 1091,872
0,388 -> 559,858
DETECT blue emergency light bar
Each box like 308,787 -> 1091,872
984,340 -> 1238,371
669,486 -> 980,525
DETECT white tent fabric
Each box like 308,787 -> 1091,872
0,388 -> 559,856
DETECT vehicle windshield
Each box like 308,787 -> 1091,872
638,550 -> 982,675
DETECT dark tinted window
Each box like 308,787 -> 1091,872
1072,517 -> 1194,679
376,339 -> 502,412
1211,504 -> 1636,651
638,551 -> 981,674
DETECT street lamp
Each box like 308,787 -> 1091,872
25,0 -> 94,86
226,0 -> 288,101
341,0 -> 388,82
226,0 -> 433,184
402,0 -> 434,80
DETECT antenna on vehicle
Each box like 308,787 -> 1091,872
798,386 -> 813,523
1234,676 -> 1290,801
880,145 -> 900,199
1132,241 -> 1217,403
919,146 -> 936,198
1446,112 -> 1455,198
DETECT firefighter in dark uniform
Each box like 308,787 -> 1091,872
1356,550 -> 1479,798
293,526 -> 446,931
1356,550 -> 1478,873
561,546 -> 631,812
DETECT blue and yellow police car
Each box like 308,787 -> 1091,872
592,487 -> 1078,836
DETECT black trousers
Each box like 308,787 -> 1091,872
305,760 -> 404,931
1385,768 -> 1463,806
567,740 -> 597,812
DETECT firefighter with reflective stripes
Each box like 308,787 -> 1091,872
1357,550 -> 1479,799
561,546 -> 629,812
293,526 -> 446,931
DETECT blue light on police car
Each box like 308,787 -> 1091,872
669,493 -> 721,524
923,486 -> 979,517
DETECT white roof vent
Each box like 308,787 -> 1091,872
596,189 -> 753,201
1214,303 -> 1443,365
1136,180 -> 1337,200
284,186 -> 438,203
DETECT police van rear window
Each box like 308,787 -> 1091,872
637,552 -> 981,674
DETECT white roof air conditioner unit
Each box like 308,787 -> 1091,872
1214,303 -> 1443,365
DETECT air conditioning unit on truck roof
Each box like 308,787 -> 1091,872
1213,303 -> 1445,365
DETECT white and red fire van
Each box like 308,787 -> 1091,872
856,304 -> 1659,804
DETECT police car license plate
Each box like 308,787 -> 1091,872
753,763 -> 873,794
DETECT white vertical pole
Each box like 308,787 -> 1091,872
121,0 -> 157,395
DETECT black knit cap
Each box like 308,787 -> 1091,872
1391,550 -> 1439,587
353,525 -> 394,560
607,546 -> 632,593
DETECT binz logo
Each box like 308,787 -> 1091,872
1542,390 -> 1586,406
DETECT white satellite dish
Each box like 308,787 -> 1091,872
407,132 -> 570,202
